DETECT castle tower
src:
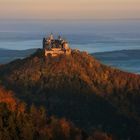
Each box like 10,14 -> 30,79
43,34 -> 52,49
50,33 -> 54,40
43,38 -> 47,49
58,35 -> 62,41
63,42 -> 69,49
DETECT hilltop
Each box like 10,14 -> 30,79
1,49 -> 140,139
1,48 -> 140,74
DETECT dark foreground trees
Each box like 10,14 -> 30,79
0,103 -> 113,140
0,86 -> 113,140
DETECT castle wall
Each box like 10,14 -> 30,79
45,48 -> 71,57
45,48 -> 65,57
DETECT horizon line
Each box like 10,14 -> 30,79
1,18 -> 140,21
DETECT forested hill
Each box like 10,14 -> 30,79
1,49 -> 140,139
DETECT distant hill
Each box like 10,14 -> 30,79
1,49 -> 140,139
93,49 -> 140,60
0,48 -> 36,64
93,49 -> 140,74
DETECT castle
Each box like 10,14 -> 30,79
43,34 -> 71,57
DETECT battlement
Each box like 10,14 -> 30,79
43,34 -> 71,57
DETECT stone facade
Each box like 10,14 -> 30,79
43,34 -> 71,57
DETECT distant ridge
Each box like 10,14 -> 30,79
0,48 -> 37,64
93,49 -> 140,60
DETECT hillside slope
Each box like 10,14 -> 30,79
0,49 -> 140,139
1,85 -> 104,140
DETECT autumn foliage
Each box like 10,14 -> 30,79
0,49 -> 140,139
0,85 -> 113,140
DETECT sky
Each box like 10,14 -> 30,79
0,0 -> 140,20
0,0 -> 140,34
0,0 -> 140,50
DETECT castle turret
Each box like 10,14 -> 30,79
50,33 -> 54,40
43,38 -> 47,49
63,41 -> 71,55
63,42 -> 69,49
58,35 -> 62,41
